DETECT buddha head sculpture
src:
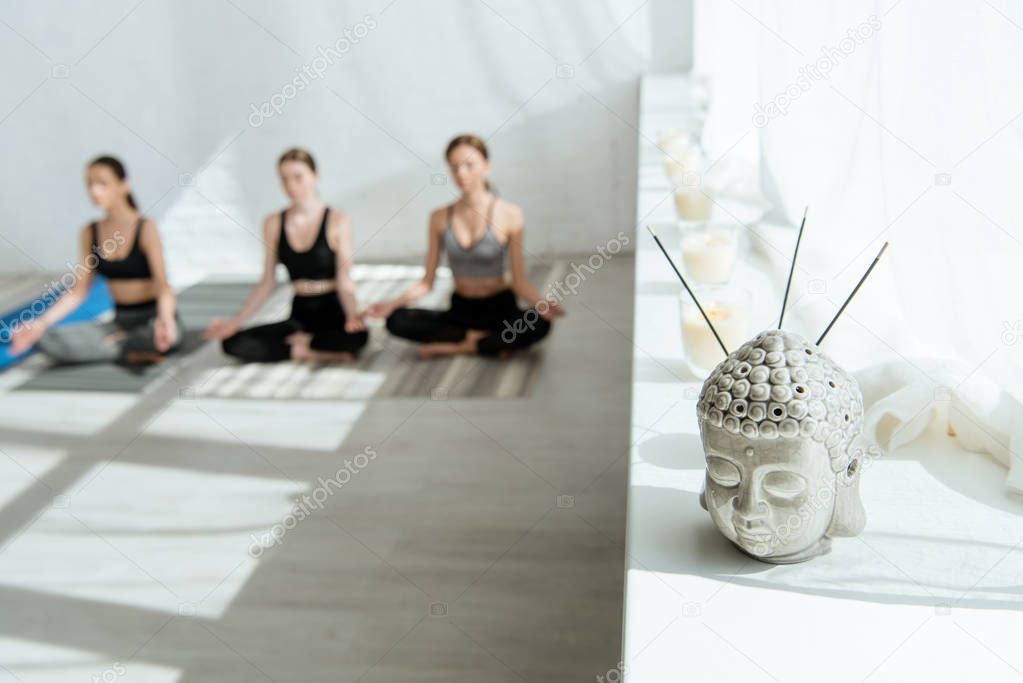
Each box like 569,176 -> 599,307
697,329 -> 877,564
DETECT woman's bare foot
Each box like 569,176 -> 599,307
122,351 -> 168,365
103,330 -> 127,347
286,332 -> 313,361
307,350 -> 356,363
287,333 -> 357,363
419,329 -> 488,359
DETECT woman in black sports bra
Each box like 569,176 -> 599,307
364,134 -> 564,358
204,148 -> 368,362
9,156 -> 182,364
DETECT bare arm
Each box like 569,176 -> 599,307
34,227 -> 95,327
203,214 -> 280,339
138,219 -> 176,322
232,214 -> 280,324
506,207 -> 543,306
506,208 -> 565,319
329,211 -> 363,330
138,219 -> 180,351
9,226 -> 95,353
364,209 -> 445,316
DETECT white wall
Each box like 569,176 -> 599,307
0,0 -> 669,279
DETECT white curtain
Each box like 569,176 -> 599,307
695,0 -> 1023,491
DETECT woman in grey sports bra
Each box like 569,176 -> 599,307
364,134 -> 565,358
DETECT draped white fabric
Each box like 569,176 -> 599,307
695,0 -> 1023,491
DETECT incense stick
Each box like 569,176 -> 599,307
815,242 -> 889,346
778,206 -> 808,329
646,225 -> 729,356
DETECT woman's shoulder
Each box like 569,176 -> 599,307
495,196 -> 522,215
263,210 -> 285,230
433,202 -> 456,217
492,197 -> 524,233
326,206 -> 351,227
428,205 -> 452,229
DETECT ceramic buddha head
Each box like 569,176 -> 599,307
697,329 -> 876,563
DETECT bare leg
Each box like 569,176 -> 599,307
418,329 -> 488,359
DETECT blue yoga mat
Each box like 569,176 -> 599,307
0,276 -> 114,369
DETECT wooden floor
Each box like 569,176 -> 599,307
0,255 -> 633,682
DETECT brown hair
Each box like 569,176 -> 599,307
278,147 -> 317,172
445,134 -> 489,161
88,155 -> 138,210
445,134 -> 494,193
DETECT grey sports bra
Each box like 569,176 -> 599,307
443,198 -> 507,279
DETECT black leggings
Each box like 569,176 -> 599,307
222,293 -> 368,363
385,289 -> 551,356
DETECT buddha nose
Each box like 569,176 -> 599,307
732,485 -> 767,523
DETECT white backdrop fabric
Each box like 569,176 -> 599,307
694,0 -> 1023,491
0,0 -> 655,280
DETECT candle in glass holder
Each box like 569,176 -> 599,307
674,189 -> 713,221
680,286 -> 751,375
680,223 -> 739,284
659,131 -> 693,182
664,139 -> 712,220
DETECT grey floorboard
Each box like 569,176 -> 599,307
0,254 -> 633,681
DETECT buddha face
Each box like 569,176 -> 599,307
697,329 -> 869,563
701,424 -> 843,563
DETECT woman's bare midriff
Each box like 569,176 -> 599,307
292,279 -> 336,296
453,275 -> 510,299
106,279 -> 159,305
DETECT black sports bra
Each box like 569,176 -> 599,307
92,218 -> 152,280
278,207 -> 336,281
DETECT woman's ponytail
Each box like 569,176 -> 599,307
89,155 -> 139,210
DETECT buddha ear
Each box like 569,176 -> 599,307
699,484 -> 708,511
828,452 -> 867,537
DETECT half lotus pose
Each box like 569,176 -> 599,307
364,134 -> 564,358
9,156 -> 181,365
204,148 -> 367,362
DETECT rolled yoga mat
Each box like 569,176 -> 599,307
0,276 -> 113,369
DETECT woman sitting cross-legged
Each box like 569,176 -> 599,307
363,134 -> 564,359
203,148 -> 367,362
9,155 -> 182,365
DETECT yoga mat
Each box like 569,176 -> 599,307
188,263 -> 562,400
188,335 -> 547,400
14,281 -> 256,393
0,276 -> 113,369
15,262 -> 561,398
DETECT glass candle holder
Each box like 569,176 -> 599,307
680,285 -> 752,377
678,222 -> 739,284
659,131 -> 695,184
667,138 -> 712,221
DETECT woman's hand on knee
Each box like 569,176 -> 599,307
153,316 -> 178,353
537,298 -> 566,321
203,317 -> 239,341
8,323 -> 46,355
345,316 -> 367,333
363,301 -> 396,319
